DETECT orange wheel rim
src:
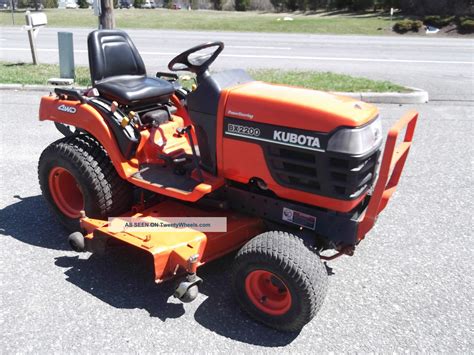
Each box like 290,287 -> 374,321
48,167 -> 84,218
245,270 -> 292,316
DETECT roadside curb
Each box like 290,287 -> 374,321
0,84 -> 429,104
332,86 -> 429,104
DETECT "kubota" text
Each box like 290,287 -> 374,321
273,131 -> 320,148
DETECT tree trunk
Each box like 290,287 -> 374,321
100,0 -> 115,29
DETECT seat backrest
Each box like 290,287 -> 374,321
87,30 -> 146,84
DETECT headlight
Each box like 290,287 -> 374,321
327,116 -> 382,155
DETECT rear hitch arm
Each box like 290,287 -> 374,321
319,245 -> 355,261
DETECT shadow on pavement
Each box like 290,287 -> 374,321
195,255 -> 299,346
54,249 -> 298,346
0,195 -> 69,250
54,248 -> 186,322
2,195 -> 297,346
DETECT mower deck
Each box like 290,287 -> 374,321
80,199 -> 265,282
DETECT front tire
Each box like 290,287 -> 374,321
38,134 -> 133,232
232,231 -> 328,332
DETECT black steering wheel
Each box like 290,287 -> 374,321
168,41 -> 224,74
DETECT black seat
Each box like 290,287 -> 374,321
87,30 -> 174,106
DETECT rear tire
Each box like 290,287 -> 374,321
38,134 -> 134,232
232,231 -> 328,332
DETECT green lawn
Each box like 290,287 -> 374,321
0,62 -> 91,86
0,9 -> 399,35
249,69 -> 408,92
0,62 -> 408,92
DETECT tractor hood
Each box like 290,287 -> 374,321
224,81 -> 379,133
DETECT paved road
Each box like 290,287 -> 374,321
1,26 -> 473,100
0,89 -> 472,352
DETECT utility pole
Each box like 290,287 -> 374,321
10,0 -> 14,25
99,0 -> 115,29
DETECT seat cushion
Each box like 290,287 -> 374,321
95,75 -> 174,106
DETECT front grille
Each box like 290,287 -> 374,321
265,145 -> 380,200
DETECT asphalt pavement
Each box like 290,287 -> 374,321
0,89 -> 472,352
1,27 -> 473,101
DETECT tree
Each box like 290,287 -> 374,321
235,0 -> 249,10
297,0 -> 307,11
351,0 -> 373,10
307,0 -> 325,11
212,0 -> 222,9
285,0 -> 298,11
43,0 -> 58,7
398,0 -> 470,15
333,0 -> 351,9
270,0 -> 284,11
78,0 -> 89,8
100,0 -> 115,29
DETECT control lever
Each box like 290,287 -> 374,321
177,126 -> 204,182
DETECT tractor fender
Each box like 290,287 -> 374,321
39,95 -> 137,179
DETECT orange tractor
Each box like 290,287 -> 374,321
38,30 -> 417,331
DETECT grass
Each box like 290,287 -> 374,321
0,62 -> 91,86
249,69 -> 409,92
0,8 -> 398,35
0,62 -> 408,93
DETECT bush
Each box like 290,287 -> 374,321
296,0 -> 307,10
222,0 -> 234,10
134,0 -> 144,7
399,0 -> 470,16
423,15 -> 455,28
351,0 -> 373,11
17,0 -> 29,8
458,17 -> 474,33
234,0 -> 249,10
412,20 -> 423,31
374,0 -> 401,11
43,0 -> 58,8
270,0 -> 284,10
248,0 -> 274,11
78,0 -> 88,8
333,0 -> 351,8
284,0 -> 298,11
393,19 -> 423,33
212,0 -> 222,9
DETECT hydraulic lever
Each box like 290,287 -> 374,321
177,126 -> 204,182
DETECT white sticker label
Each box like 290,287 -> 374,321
282,207 -> 317,230
57,104 -> 77,114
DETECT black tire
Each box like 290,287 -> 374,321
232,231 -> 328,332
38,134 -> 134,232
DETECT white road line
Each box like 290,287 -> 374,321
219,54 -> 474,65
227,45 -> 292,50
0,47 -> 472,65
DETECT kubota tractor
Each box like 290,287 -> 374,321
38,30 -> 417,332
